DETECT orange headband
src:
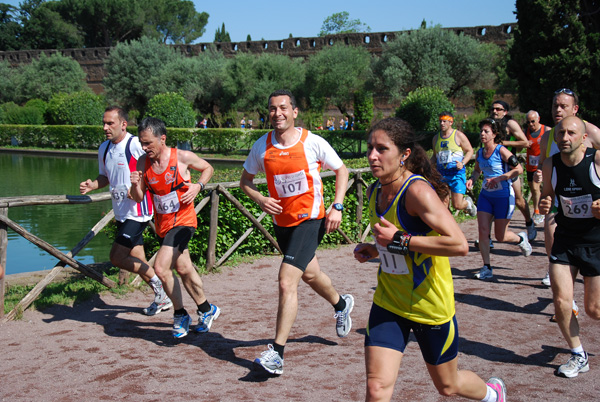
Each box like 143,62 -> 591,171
439,115 -> 454,122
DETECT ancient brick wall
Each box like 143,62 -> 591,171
0,23 -> 514,94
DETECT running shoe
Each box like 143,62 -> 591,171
195,304 -> 221,333
254,344 -> 284,375
143,297 -> 173,316
556,352 -> 589,378
172,313 -> 191,338
526,223 -> 537,241
533,213 -> 545,225
550,301 -> 579,322
541,272 -> 551,287
486,377 -> 506,402
464,195 -> 477,217
474,266 -> 493,280
517,231 -> 532,256
334,294 -> 354,338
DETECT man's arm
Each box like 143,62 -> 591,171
538,157 -> 555,215
430,134 -> 438,166
502,120 -> 529,150
130,155 -> 147,203
240,169 -> 282,215
177,150 -> 214,205
585,122 -> 600,149
534,128 -> 552,183
80,175 -> 109,195
325,163 -> 349,233
455,130 -> 473,170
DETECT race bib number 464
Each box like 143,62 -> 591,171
273,170 -> 309,198
153,191 -> 180,214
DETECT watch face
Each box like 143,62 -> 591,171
333,203 -> 343,211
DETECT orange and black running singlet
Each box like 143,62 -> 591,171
143,148 -> 197,237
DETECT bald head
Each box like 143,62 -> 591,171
555,116 -> 587,154
526,110 -> 540,132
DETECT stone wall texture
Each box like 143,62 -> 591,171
0,23 -> 514,94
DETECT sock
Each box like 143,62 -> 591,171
571,345 -> 585,356
526,220 -> 533,227
174,308 -> 187,317
484,264 -> 491,270
197,300 -> 211,313
333,295 -> 347,312
273,342 -> 285,358
149,275 -> 160,284
481,384 -> 497,402
516,234 -> 525,244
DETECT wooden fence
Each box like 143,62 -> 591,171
0,167 -> 373,322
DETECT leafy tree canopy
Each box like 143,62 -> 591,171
372,25 -> 498,101
0,3 -> 21,50
508,0 -> 600,122
304,44 -> 372,115
214,22 -> 231,42
318,11 -> 370,36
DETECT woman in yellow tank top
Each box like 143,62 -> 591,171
353,118 -> 507,402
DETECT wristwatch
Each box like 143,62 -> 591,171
332,203 -> 344,211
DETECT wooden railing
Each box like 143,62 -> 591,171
0,167 -> 372,322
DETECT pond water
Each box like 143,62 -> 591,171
1,151 -> 242,275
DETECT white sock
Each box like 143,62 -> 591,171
571,345 -> 585,356
149,275 -> 160,284
481,384 -> 497,402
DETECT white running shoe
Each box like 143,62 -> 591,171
541,272 -> 551,287
556,352 -> 589,378
517,232 -> 532,256
334,294 -> 354,338
464,195 -> 477,217
254,344 -> 284,375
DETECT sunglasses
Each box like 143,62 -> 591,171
555,88 -> 575,96
491,107 -> 505,111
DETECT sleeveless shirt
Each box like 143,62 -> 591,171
434,129 -> 465,176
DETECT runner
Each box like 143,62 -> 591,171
240,89 -> 354,375
80,106 -> 172,315
130,116 -> 220,338
354,117 -> 506,402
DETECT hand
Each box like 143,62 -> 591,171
527,140 -> 533,148
325,209 -> 342,234
539,195 -> 552,215
180,182 -> 201,205
466,179 -> 473,190
353,243 -> 377,263
456,161 -> 464,170
130,170 -> 143,186
534,169 -> 543,183
258,196 -> 282,215
592,199 -> 600,219
79,179 -> 94,195
372,216 -> 399,247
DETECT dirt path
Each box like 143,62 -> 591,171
1,212 -> 599,401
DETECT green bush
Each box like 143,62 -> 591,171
146,92 -> 196,128
473,89 -> 496,113
0,102 -> 44,125
46,91 -> 105,125
395,87 -> 455,132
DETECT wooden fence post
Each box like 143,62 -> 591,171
0,207 -> 7,319
356,172 -> 363,240
206,189 -> 220,270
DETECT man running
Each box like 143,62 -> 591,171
130,117 -> 219,338
539,116 -> 600,378
80,106 -> 172,316
240,89 -> 354,375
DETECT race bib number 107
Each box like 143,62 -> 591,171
273,170 -> 309,198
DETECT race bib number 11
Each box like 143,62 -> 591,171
375,243 -> 409,275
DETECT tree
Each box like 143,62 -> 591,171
214,22 -> 231,42
146,92 -> 195,128
0,60 -> 16,102
395,87 -> 455,132
0,3 -> 21,51
222,53 -> 305,122
149,48 -> 228,115
144,0 -> 208,44
304,44 -> 372,115
103,36 -> 178,113
372,25 -> 497,101
318,11 -> 370,36
508,0 -> 600,122
15,52 -> 87,102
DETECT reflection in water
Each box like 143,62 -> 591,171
1,152 -> 113,274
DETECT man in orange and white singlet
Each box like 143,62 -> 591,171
130,117 -> 220,339
240,89 -> 353,375
524,110 -> 550,225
